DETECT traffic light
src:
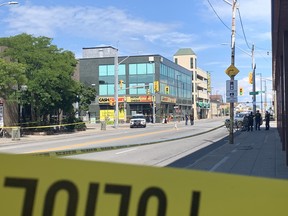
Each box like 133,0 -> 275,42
153,81 -> 159,92
146,88 -> 150,95
119,80 -> 124,89
248,72 -> 253,84
239,87 -> 243,95
165,86 -> 169,94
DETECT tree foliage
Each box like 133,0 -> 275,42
0,33 -> 93,124
0,59 -> 27,100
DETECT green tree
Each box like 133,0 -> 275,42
78,83 -> 97,113
0,33 -> 79,123
0,58 -> 27,100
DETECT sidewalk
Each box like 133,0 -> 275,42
169,121 -> 288,180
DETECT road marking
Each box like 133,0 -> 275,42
209,156 -> 229,171
116,148 -> 137,154
25,128 -> 177,154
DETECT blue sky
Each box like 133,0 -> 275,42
0,0 -> 272,106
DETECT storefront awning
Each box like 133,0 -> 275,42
197,102 -> 210,109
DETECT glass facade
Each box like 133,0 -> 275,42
99,64 -> 126,96
129,63 -> 154,95
98,62 -> 192,99
159,64 -> 192,100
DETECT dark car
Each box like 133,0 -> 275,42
130,114 -> 146,128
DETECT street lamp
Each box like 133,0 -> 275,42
256,73 -> 263,113
114,50 -> 131,129
176,74 -> 181,122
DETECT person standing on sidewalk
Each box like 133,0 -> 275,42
243,114 -> 249,131
185,114 -> 188,125
189,113 -> 194,125
255,110 -> 262,131
265,111 -> 270,130
247,112 -> 254,132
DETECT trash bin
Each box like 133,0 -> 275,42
12,127 -> 20,141
100,121 -> 106,130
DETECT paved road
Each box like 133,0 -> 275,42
67,124 -> 228,166
0,117 -> 226,155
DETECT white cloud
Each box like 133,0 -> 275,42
5,5 -> 192,47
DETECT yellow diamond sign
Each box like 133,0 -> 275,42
225,64 -> 239,77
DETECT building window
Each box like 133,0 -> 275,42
175,58 -> 178,64
190,57 -> 194,69
99,64 -> 126,96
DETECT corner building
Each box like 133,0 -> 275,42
79,46 -> 193,123
173,48 -> 210,120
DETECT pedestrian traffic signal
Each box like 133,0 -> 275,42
248,72 -> 253,84
239,87 -> 243,95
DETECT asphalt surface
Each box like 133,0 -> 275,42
1,119 -> 287,180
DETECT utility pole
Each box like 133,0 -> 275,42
229,0 -> 237,144
114,48 -> 119,128
259,72 -> 263,113
252,44 -> 257,114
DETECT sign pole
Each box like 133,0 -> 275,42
229,0 -> 237,144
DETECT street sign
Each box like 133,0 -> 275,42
226,80 -> 237,93
226,93 -> 238,103
249,91 -> 259,95
225,64 -> 239,77
226,80 -> 238,102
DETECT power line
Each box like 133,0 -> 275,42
206,0 -> 230,30
206,0 -> 245,39
237,8 -> 251,50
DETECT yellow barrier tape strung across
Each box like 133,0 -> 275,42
0,122 -> 86,129
0,153 -> 288,216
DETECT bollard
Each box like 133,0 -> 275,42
100,121 -> 106,130
11,127 -> 20,141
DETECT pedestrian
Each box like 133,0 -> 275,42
255,110 -> 262,131
190,113 -> 194,125
247,112 -> 254,132
243,114 -> 249,131
185,114 -> 188,125
265,111 -> 270,130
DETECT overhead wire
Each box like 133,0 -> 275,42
207,0 -> 271,63
237,7 -> 251,50
206,0 -> 231,31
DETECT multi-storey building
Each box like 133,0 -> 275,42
173,48 -> 210,119
79,46 -> 193,123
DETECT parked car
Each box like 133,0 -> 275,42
235,112 -> 250,122
130,114 -> 146,128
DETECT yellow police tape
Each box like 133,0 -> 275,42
0,153 -> 288,215
1,122 -> 86,129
